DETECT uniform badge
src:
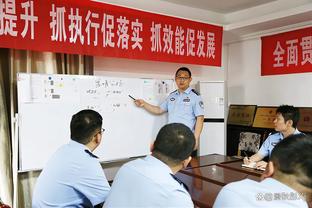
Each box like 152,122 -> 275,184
199,101 -> 204,108
183,98 -> 190,102
272,142 -> 278,146
170,97 -> 175,101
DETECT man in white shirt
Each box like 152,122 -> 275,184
244,105 -> 300,169
32,110 -> 110,208
104,123 -> 195,207
214,133 -> 311,208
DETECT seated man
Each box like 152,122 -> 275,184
32,110 -> 110,207
104,123 -> 195,207
244,105 -> 300,169
214,133 -> 311,208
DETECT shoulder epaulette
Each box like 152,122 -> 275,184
170,90 -> 177,94
268,131 -> 278,136
84,149 -> 98,158
191,89 -> 200,96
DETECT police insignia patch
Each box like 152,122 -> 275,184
199,101 -> 204,108
170,97 -> 175,101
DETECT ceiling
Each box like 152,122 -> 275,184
158,0 -> 312,42
95,0 -> 312,43
160,0 -> 277,14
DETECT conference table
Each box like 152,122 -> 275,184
102,154 -> 264,207
175,154 -> 263,208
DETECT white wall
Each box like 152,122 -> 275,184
227,37 -> 312,107
94,57 -> 225,83
94,45 -> 227,83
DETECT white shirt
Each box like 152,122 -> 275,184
213,178 -> 308,208
104,155 -> 194,208
32,140 -> 110,207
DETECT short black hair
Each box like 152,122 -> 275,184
70,109 -> 103,144
270,133 -> 312,188
152,123 -> 195,165
276,105 -> 300,128
175,67 -> 192,77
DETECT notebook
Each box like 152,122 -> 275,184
241,162 -> 266,171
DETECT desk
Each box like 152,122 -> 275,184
186,154 -> 241,169
175,172 -> 223,208
181,165 -> 260,186
176,154 -> 263,208
217,160 -> 263,177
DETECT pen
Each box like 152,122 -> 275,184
243,151 -> 249,162
128,95 -> 136,100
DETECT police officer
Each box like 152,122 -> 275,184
214,133 -> 311,208
104,123 -> 195,207
32,110 -> 110,208
134,67 -> 204,150
244,105 -> 301,169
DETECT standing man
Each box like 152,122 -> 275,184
135,67 -> 204,151
32,110 -> 110,208
104,123 -> 195,207
244,105 -> 301,169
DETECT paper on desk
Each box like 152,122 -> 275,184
242,162 -> 256,168
242,162 -> 266,171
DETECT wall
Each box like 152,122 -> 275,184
94,55 -> 225,83
94,47 -> 227,155
227,37 -> 312,107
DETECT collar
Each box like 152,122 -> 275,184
145,155 -> 173,174
261,178 -> 302,195
69,140 -> 96,157
279,128 -> 301,140
175,87 -> 192,95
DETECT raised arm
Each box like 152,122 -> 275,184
134,99 -> 165,115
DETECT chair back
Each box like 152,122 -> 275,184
237,132 -> 261,156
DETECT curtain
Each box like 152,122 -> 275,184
0,48 -> 93,208
0,49 -> 13,207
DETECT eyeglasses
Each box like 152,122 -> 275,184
175,76 -> 190,81
97,128 -> 105,135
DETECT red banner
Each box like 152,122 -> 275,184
261,27 -> 312,76
0,0 -> 222,66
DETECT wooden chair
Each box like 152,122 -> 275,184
237,132 -> 261,157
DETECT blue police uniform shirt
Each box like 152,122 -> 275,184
104,155 -> 194,208
213,178 -> 308,208
258,129 -> 301,158
160,87 -> 204,131
32,140 -> 110,208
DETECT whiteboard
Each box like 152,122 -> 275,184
198,81 -> 224,118
17,73 -> 174,171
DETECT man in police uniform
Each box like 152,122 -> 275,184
134,67 -> 204,151
244,105 -> 301,169
32,110 -> 110,208
214,133 -> 311,208
104,123 -> 195,208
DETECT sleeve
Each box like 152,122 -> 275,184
193,95 -> 204,117
74,160 -> 111,206
258,135 -> 271,157
159,96 -> 169,112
